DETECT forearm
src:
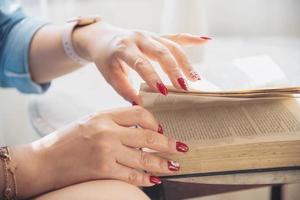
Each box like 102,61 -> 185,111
29,25 -> 83,84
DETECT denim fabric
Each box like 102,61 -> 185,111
0,0 -> 50,94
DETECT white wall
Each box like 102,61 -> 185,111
205,0 -> 300,36
21,0 -> 300,36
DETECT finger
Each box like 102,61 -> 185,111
111,163 -> 161,186
120,127 -> 188,154
99,59 -> 142,105
116,147 -> 180,174
162,33 -> 211,46
115,44 -> 169,96
153,36 -> 201,81
137,37 -> 188,91
106,106 -> 161,132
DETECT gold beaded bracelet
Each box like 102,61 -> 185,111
0,147 -> 17,200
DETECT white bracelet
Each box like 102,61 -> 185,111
62,21 -> 90,65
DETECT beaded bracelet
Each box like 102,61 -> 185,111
0,147 -> 17,200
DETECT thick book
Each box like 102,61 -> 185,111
140,83 -> 300,177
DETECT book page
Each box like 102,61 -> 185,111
189,55 -> 292,91
140,88 -> 296,112
141,83 -> 300,97
144,96 -> 300,146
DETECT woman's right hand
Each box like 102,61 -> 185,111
13,106 -> 188,198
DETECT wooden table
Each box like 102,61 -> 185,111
155,169 -> 300,200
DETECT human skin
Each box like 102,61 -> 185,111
4,106 -> 188,199
34,180 -> 151,200
29,21 -> 210,104
1,20 -> 210,199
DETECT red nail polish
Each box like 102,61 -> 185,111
176,141 -> 189,152
177,77 -> 188,91
200,36 -> 212,40
149,176 -> 162,185
158,124 -> 163,134
190,70 -> 201,81
156,82 -> 168,96
132,101 -> 138,106
168,160 -> 180,171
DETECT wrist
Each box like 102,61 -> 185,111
72,25 -> 94,62
72,21 -> 122,62
12,144 -> 54,199
71,21 -> 110,62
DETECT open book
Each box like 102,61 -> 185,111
140,83 -> 300,177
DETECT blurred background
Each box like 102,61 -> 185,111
0,0 -> 300,199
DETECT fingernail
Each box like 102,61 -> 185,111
168,160 -> 180,171
190,70 -> 201,80
156,82 -> 168,96
132,101 -> 138,106
177,77 -> 188,91
176,141 -> 189,152
158,124 -> 163,134
150,176 -> 162,185
200,36 -> 212,40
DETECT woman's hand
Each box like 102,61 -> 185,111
14,106 -> 188,198
41,106 -> 188,189
73,21 -> 210,104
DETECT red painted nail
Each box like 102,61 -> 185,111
149,176 -> 162,185
132,101 -> 138,106
176,141 -> 189,152
177,77 -> 188,91
190,70 -> 201,80
158,124 -> 163,134
156,82 -> 168,96
200,36 -> 212,40
168,160 -> 180,171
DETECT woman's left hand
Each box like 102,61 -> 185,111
73,21 -> 210,104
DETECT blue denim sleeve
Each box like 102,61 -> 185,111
0,1 -> 50,94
